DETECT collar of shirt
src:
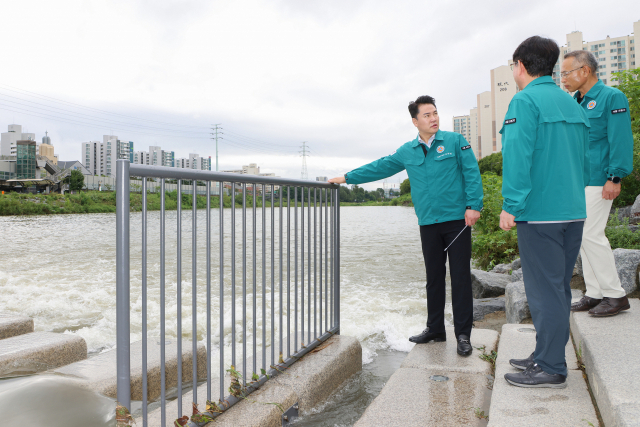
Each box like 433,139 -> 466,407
523,75 -> 555,90
418,134 -> 436,148
574,79 -> 605,102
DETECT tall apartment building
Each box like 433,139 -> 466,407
476,91 -> 492,159
82,135 -> 133,176
452,115 -> 472,143
1,124 -> 35,156
469,108 -> 478,160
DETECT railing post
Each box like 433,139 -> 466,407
116,159 -> 131,410
334,187 -> 340,334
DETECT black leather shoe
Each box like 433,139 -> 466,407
505,363 -> 567,388
457,335 -> 472,356
408,327 -> 446,344
509,352 -> 534,370
571,296 -> 602,312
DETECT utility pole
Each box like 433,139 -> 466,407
210,124 -> 223,172
300,142 -> 309,180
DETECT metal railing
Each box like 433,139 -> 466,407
116,160 -> 340,426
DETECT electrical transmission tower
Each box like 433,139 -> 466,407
300,141 -> 309,179
210,124 -> 223,172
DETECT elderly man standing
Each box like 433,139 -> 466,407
561,50 -> 634,317
328,95 -> 483,357
500,36 -> 590,388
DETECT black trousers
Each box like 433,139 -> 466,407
419,219 -> 473,338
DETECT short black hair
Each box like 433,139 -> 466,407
512,36 -> 560,78
408,95 -> 436,119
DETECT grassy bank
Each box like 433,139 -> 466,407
0,191 -> 318,216
340,193 -> 413,207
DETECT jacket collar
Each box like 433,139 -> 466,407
524,75 -> 554,90
574,79 -> 604,101
411,129 -> 444,147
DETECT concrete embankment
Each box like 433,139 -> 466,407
571,299 -> 640,427
354,327 -> 498,427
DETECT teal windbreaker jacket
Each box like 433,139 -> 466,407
501,76 -> 590,221
574,79 -> 633,186
345,130 -> 483,226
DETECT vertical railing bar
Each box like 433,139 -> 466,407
177,179 -> 182,416
206,181 -> 211,403
335,188 -> 341,333
116,160 -> 131,412
231,182 -> 236,370
324,188 -> 328,332
318,188 -> 322,336
242,183 -> 247,387
252,185 -> 257,378
160,178 -> 166,427
330,189 -> 334,329
271,184 -> 275,367
301,187 -> 305,346
219,181 -> 224,402
287,187 -> 291,358
279,187 -> 283,362
142,177 -> 148,426
262,184 -> 266,374
294,187 -> 298,352
314,188 -> 317,339
192,180 -> 198,405
307,187 -> 311,345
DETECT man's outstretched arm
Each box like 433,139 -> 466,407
329,151 -> 405,185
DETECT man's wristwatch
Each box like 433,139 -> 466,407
608,176 -> 621,184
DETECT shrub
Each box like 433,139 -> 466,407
477,152 -> 503,176
606,210 -> 640,249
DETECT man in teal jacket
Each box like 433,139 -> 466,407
561,50 -> 633,317
329,95 -> 483,357
500,36 -> 590,389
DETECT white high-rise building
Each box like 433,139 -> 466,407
82,135 -> 122,176
1,124 -> 35,156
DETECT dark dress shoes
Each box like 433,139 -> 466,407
589,296 -> 631,317
509,352 -> 534,370
571,296 -> 602,312
408,327 -> 446,344
457,335 -> 472,356
505,363 -> 567,388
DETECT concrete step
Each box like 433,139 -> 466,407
0,313 -> 34,340
53,338 -> 206,401
138,334 -> 362,427
571,298 -> 640,427
488,324 -> 597,427
354,328 -> 498,427
0,331 -> 87,377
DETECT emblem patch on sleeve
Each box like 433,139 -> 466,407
461,145 -> 472,150
611,108 -> 627,114
504,118 -> 516,125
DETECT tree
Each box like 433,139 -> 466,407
375,188 -> 385,200
65,170 -> 85,191
339,185 -> 353,202
400,178 -> 411,195
478,152 -> 503,176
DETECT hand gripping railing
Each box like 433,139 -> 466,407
115,160 -> 340,426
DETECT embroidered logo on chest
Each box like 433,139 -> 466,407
587,100 -> 596,110
436,145 -> 445,153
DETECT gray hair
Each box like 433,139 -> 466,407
564,50 -> 598,75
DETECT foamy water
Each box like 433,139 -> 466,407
0,206 -> 453,375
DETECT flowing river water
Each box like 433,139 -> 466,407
0,206 -> 455,426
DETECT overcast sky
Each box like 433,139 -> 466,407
1,1 -> 637,189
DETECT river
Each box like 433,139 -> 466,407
0,206 -> 455,426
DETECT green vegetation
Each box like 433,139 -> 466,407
477,152 -> 502,176
472,173 -> 519,271
400,178 -> 410,195
338,185 -> 385,203
606,209 -> 640,250
64,170 -> 85,191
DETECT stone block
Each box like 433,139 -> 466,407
612,248 -> 640,295
510,268 -> 523,282
505,281 -> 530,324
630,194 -> 640,224
491,263 -> 511,274
354,368 -> 489,427
473,297 -> 505,321
511,258 -> 521,270
0,313 -> 34,340
571,299 -> 640,427
54,338 -> 206,401
401,327 -> 498,375
471,269 -> 512,298
574,253 -> 583,277
488,324 -> 596,427
0,332 -> 86,377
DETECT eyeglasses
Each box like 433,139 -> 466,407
510,61 -> 518,71
560,65 -> 585,78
